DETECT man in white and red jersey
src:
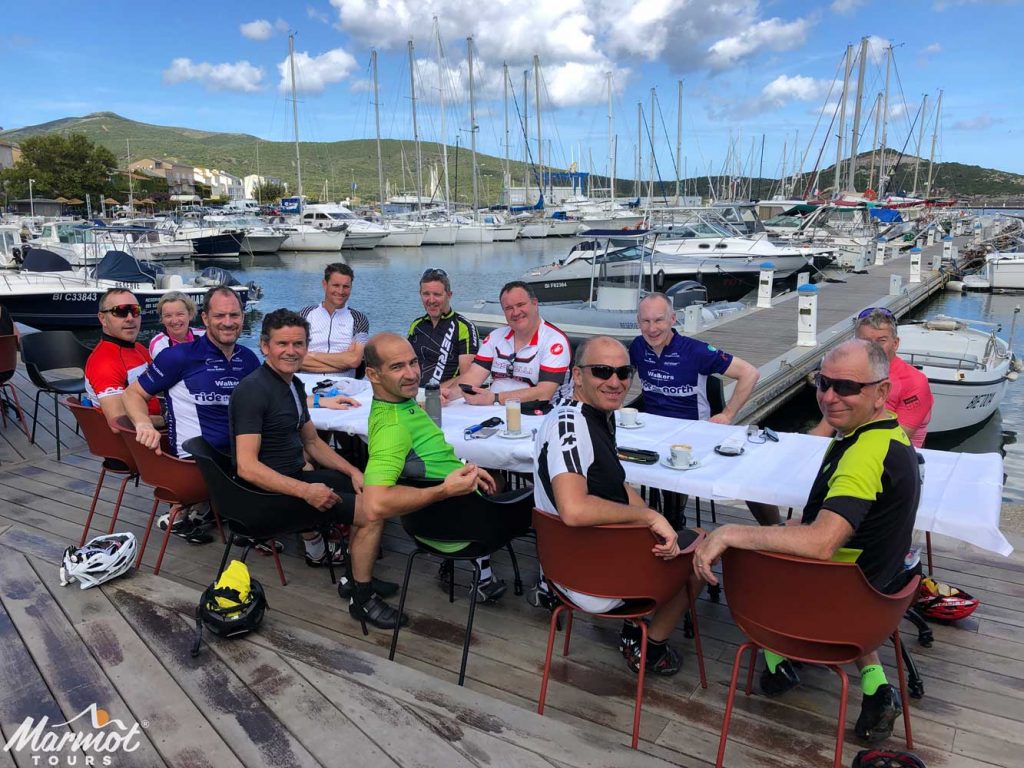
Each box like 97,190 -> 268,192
84,288 -> 162,430
450,281 -> 571,407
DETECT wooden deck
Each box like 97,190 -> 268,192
0,359 -> 1023,767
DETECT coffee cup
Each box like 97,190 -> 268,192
618,407 -> 638,427
670,444 -> 692,467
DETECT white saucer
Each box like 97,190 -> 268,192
660,456 -> 701,471
617,420 -> 645,429
499,430 -> 532,440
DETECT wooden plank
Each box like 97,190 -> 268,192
31,554 -> 244,768
0,548 -> 165,767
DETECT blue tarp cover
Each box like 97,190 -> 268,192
869,208 -> 903,223
94,251 -> 162,283
22,248 -> 74,272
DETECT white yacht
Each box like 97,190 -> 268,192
301,204 -> 388,249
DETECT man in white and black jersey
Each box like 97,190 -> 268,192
299,262 -> 369,377
533,335 -> 703,677
448,281 -> 571,407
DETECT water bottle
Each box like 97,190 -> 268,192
425,383 -> 442,428
80,395 -> 92,408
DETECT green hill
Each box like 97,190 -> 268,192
3,112 -> 1022,202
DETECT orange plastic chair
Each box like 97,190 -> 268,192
0,334 -> 29,439
716,548 -> 920,768
112,416 -> 219,574
532,508 -> 707,749
65,397 -> 139,545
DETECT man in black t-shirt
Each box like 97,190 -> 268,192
534,335 -> 701,677
694,339 -> 920,744
230,309 -> 406,631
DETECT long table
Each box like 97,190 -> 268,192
303,375 -> 1012,557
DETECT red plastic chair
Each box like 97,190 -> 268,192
532,508 -> 707,749
112,416 -> 220,574
716,548 -> 920,768
65,397 -> 139,545
0,334 -> 29,439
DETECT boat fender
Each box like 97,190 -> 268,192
1007,371 -> 1019,382
945,280 -> 965,293
924,319 -> 962,332
656,269 -> 665,288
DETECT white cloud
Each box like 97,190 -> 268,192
953,114 -> 999,130
743,74 -> 831,115
830,0 -> 867,14
240,18 -> 289,40
163,58 -> 264,92
865,35 -> 890,64
706,16 -> 814,71
277,48 -> 359,93
921,42 -> 942,55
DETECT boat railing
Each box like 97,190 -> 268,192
901,350 -> 984,371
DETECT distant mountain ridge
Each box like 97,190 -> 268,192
3,111 -> 1022,201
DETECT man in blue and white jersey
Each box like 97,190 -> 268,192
124,285 -> 259,458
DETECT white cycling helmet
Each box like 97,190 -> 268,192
60,533 -> 137,589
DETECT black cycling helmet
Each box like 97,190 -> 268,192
190,568 -> 267,656
852,750 -> 928,768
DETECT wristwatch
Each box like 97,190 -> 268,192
493,393 -> 500,405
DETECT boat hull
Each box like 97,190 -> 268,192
240,234 -> 288,255
280,231 -> 346,251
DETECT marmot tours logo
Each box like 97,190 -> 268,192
3,703 -> 143,765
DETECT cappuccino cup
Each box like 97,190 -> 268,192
618,407 -> 638,427
670,444 -> 692,467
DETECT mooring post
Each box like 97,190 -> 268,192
757,262 -> 775,308
797,284 -> 818,347
909,246 -> 922,284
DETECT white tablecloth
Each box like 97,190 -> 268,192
301,374 -> 1012,557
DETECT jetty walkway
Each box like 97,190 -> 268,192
0,359 -> 1022,766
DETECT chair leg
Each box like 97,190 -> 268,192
30,389 -> 42,444
829,665 -> 850,768
716,642 -> 754,768
630,618 -> 648,749
217,533 -> 235,577
153,503 -> 184,575
0,390 -> 8,428
562,610 -> 574,657
709,498 -> 717,524
694,497 -> 703,528
135,499 -> 160,569
537,604 -> 566,716
686,582 -> 708,688
53,393 -> 61,461
506,542 -> 523,596
107,474 -> 133,533
271,550 -> 287,587
893,631 -> 915,747
389,550 -> 420,661
458,559 -> 483,686
925,532 -> 934,575
448,558 -> 456,604
323,528 -> 337,585
211,506 -> 226,544
79,466 -> 108,546
744,645 -> 758,695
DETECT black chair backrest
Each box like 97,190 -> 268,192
398,477 -> 532,549
21,331 -> 91,386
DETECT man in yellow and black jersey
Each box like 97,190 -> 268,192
694,338 -> 920,745
407,268 -> 479,398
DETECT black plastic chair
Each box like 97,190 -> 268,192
21,331 -> 91,460
387,478 -> 533,686
184,436 -> 336,588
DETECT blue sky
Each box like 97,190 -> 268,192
3,0 -> 1022,186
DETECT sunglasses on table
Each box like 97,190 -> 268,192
813,372 -> 886,397
578,364 -> 635,381
100,304 -> 141,318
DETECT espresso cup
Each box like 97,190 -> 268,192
618,407 -> 638,427
670,444 -> 692,467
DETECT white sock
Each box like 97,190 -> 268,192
477,556 -> 492,582
304,534 -> 325,559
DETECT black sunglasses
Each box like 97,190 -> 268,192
814,372 -> 886,397
421,268 -> 449,280
578,364 -> 634,381
100,303 -> 141,318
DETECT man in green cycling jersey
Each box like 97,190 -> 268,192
361,332 -> 510,602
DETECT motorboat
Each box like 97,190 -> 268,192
269,218 -> 346,251
457,236 -> 747,343
155,219 -> 244,258
0,224 -> 23,269
300,204 -> 388,249
29,221 -> 190,265
1,248 -> 261,329
985,252 -> 1024,290
203,214 -> 288,255
897,313 -> 1020,433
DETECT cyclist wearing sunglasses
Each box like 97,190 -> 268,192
695,339 -> 920,744
810,308 -> 932,447
85,288 -> 163,430
534,336 -> 702,677
408,269 -> 479,396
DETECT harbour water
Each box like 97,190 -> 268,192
153,238 -> 1023,502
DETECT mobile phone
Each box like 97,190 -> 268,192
764,427 -> 779,442
460,383 -> 489,393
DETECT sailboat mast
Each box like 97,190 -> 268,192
503,62 -> 510,206
868,92 -> 881,190
925,89 -> 942,198
408,40 -> 424,214
533,55 -> 543,202
675,80 -> 683,204
878,45 -> 892,197
126,139 -> 134,211
848,36 -> 868,191
467,37 -> 479,215
647,88 -> 655,204
635,101 -> 642,199
607,71 -> 615,206
434,19 -> 451,205
834,44 -> 852,194
371,49 -> 386,222
912,93 -> 928,195
288,33 -> 302,200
